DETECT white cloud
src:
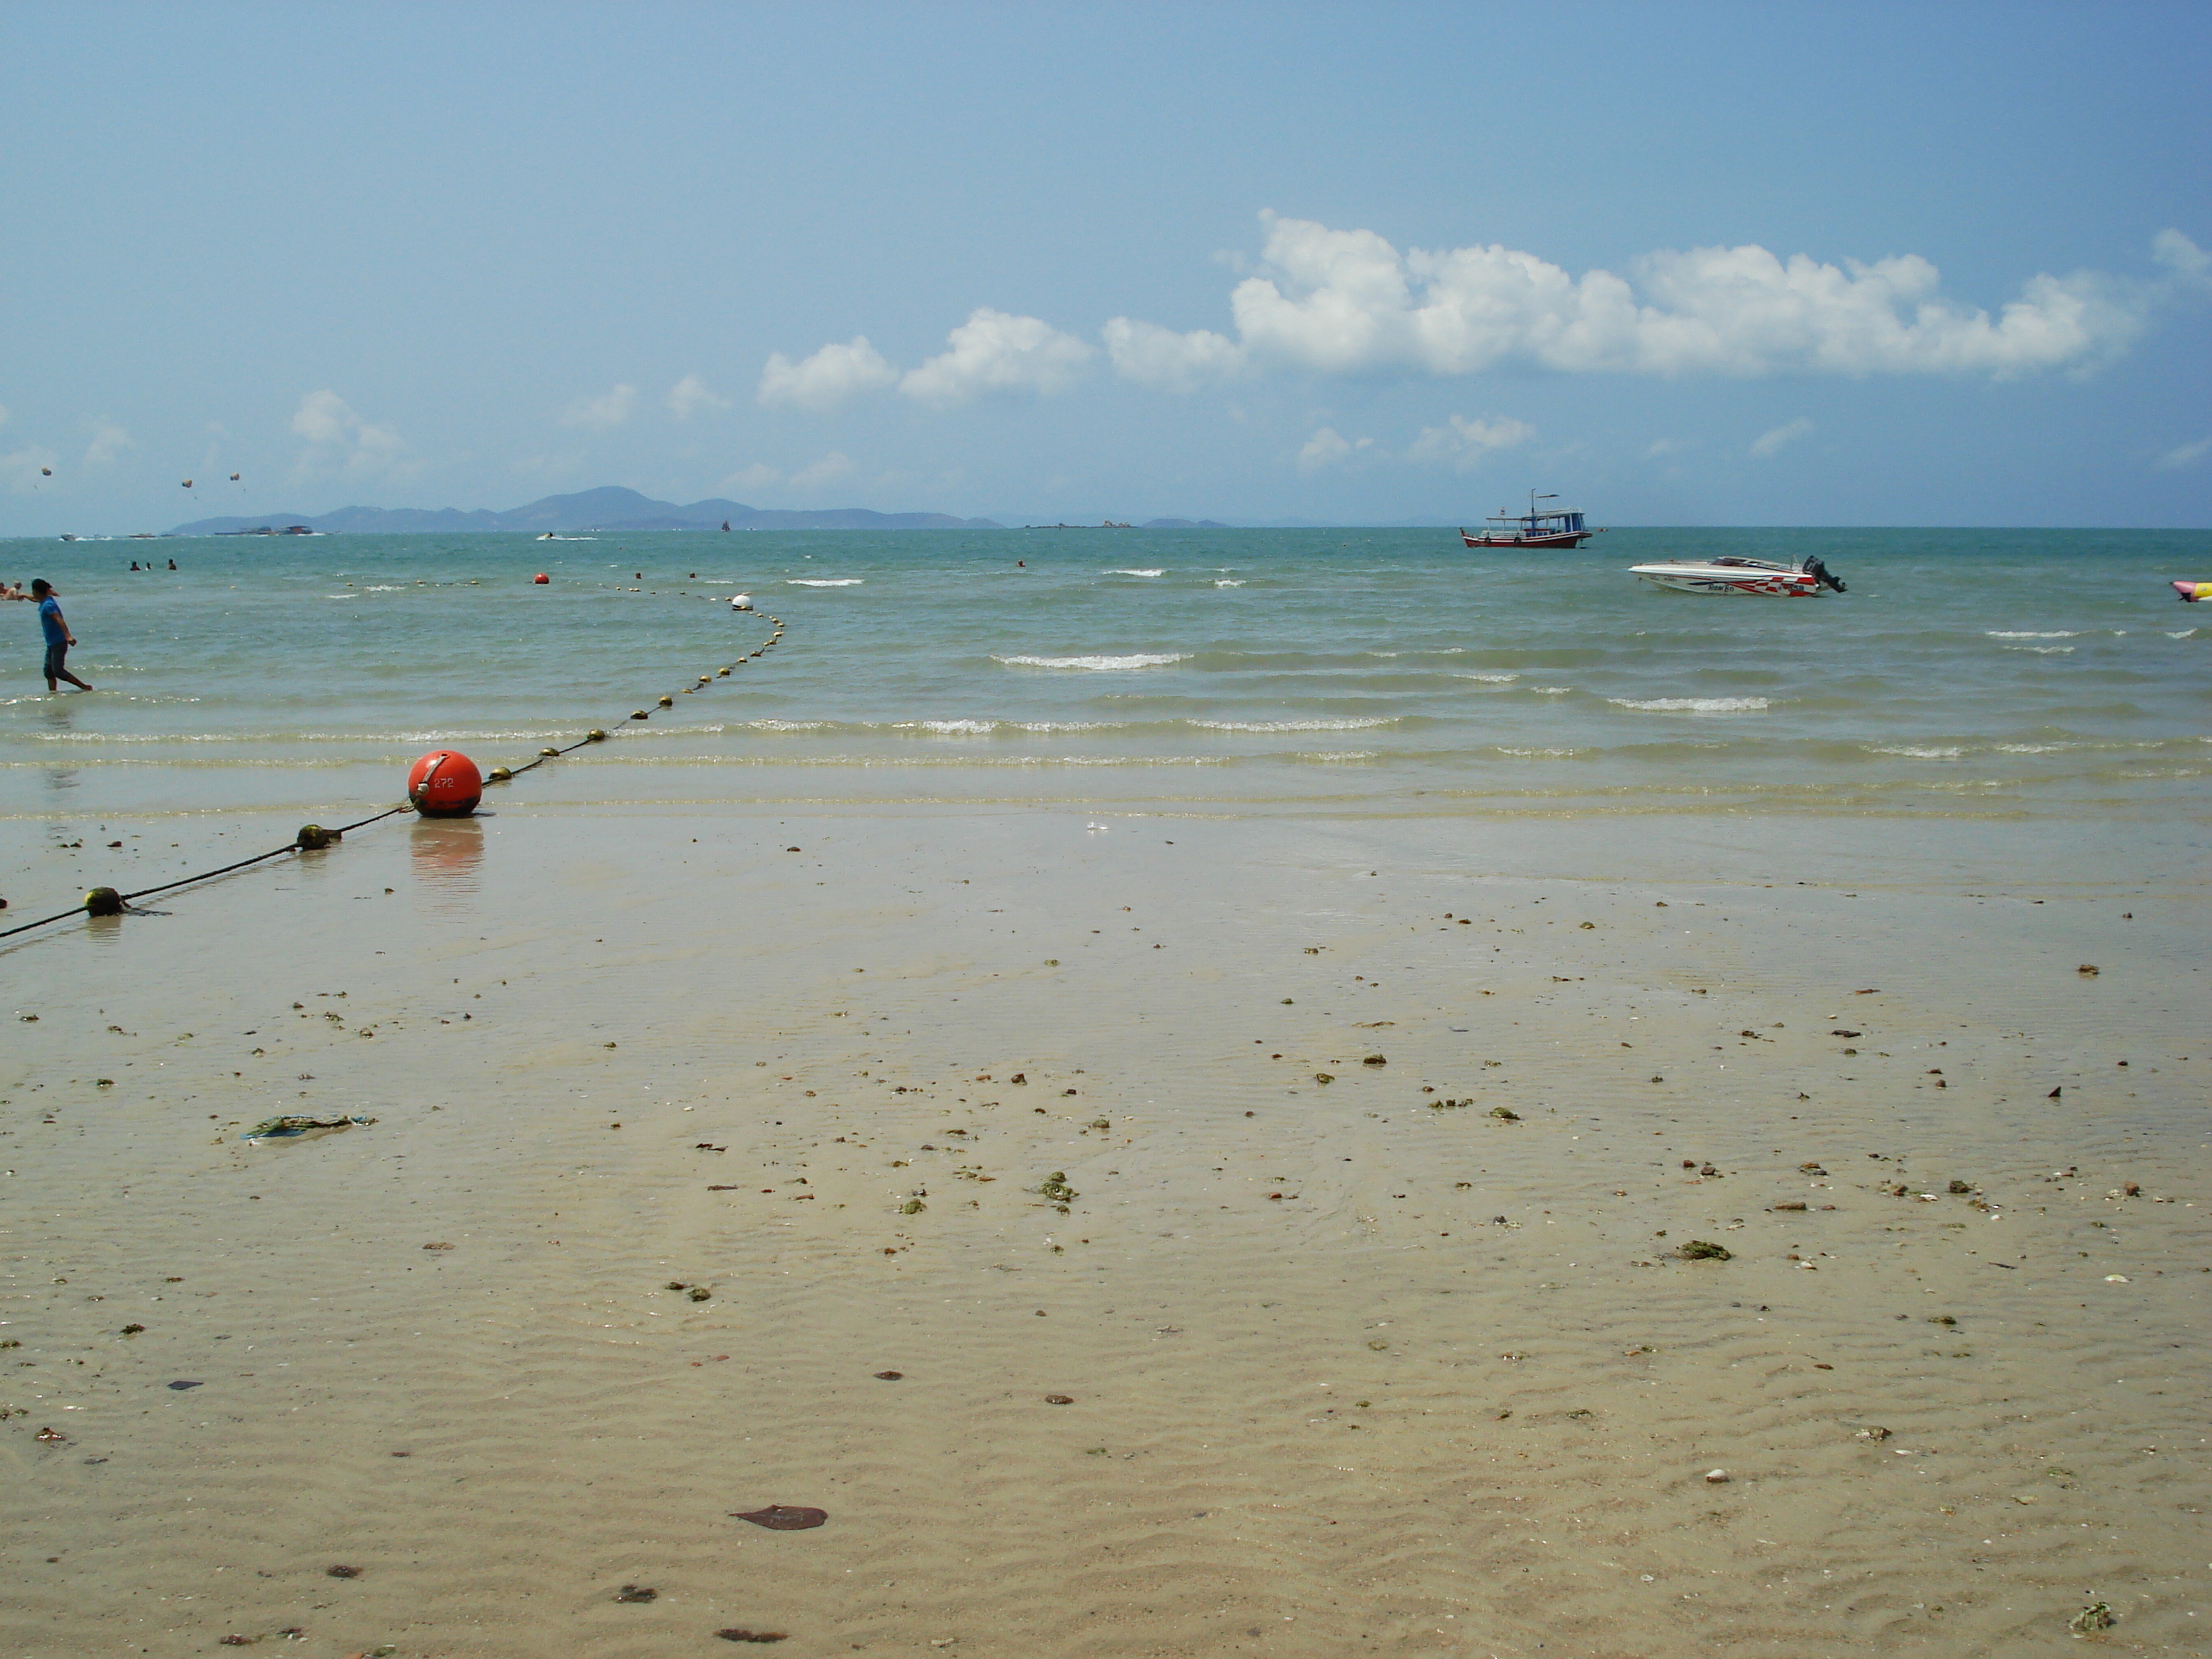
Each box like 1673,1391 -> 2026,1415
1406,413 -> 1535,472
1102,317 -> 1248,391
724,462 -> 781,493
561,384 -> 639,430
1750,417 -> 1815,458
1644,437 -> 1691,459
899,308 -> 1094,406
84,421 -> 132,467
666,374 -> 732,418
2157,434 -> 2212,469
788,451 -> 856,492
757,336 -> 899,413
291,390 -> 411,479
1297,426 -> 1372,472
1115,212 -> 2178,382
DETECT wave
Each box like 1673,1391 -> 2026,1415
1189,717 -> 1400,732
1453,672 -> 1520,683
1496,746 -> 1591,758
898,719 -> 998,736
994,652 -> 1189,670
1105,568 -> 1165,577
1867,745 -> 1965,758
1215,580 -> 1244,588
2005,644 -> 2075,655
1986,630 -> 2080,639
786,577 -> 863,587
1609,696 -> 1771,713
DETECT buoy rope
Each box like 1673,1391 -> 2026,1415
0,605 -> 786,941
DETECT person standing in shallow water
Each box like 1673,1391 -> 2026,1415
32,579 -> 91,691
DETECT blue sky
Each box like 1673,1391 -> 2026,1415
3,1 -> 2208,531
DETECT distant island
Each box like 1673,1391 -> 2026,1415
170,485 -> 1004,537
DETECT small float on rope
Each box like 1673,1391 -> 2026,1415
408,750 -> 482,818
730,592 -> 752,611
533,572 -> 550,584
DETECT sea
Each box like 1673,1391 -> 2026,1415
4,527 -> 2207,834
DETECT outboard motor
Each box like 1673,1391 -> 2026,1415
1803,556 -> 1846,593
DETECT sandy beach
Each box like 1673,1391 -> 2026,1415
2,801 -> 2204,1658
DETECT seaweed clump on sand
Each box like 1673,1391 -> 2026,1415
1677,1239 -> 1733,1262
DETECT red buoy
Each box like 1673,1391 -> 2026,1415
533,572 -> 549,584
408,750 -> 482,817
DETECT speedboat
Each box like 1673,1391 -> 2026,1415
1631,554 -> 1846,596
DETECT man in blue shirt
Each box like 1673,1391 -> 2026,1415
31,579 -> 91,691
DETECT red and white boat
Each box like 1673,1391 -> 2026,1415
1630,554 -> 1847,596
1460,491 -> 1604,549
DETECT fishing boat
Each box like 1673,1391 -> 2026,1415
1460,491 -> 1604,549
1630,554 -> 1847,596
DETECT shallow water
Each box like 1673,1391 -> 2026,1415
4,528 -> 2208,830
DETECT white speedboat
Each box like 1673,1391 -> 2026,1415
1630,554 -> 1846,596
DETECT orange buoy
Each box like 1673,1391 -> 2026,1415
408,750 -> 482,817
533,572 -> 549,584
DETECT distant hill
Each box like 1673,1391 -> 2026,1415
171,485 -> 1001,536
1141,518 -> 1230,529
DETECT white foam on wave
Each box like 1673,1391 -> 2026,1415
1869,744 -> 1965,758
1986,630 -> 2080,639
2005,644 -> 2075,655
749,718 -> 835,732
1454,672 -> 1520,683
1497,746 -> 1591,758
1295,750 -> 1378,762
1190,716 -> 1399,732
787,577 -> 863,587
1012,720 -> 1113,733
1529,685 -> 1574,696
1215,579 -> 1245,588
898,719 -> 998,736
1105,568 -> 1166,577
2166,628 -> 2198,639
994,652 -> 1190,670
1610,696 -> 1771,713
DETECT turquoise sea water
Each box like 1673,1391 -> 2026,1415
3,527 -> 2207,824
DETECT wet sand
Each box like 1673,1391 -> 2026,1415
1,805 -> 2206,1658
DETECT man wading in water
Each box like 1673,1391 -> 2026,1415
32,580 -> 92,691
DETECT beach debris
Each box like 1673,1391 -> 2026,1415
1362,1053 -> 1387,1066
734,1505 -> 828,1530
615,1584 -> 658,1602
325,1565 -> 361,1578
2077,964 -> 2100,976
1678,1240 -> 1733,1261
688,1286 -> 711,1301
901,1199 -> 926,1214
1314,1072 -> 1334,1085
1856,1426 -> 1892,1441
35,1426 -> 67,1443
1488,1106 -> 1519,1121
1704,1469 -> 1730,1483
2069,1602 -> 2116,1633
873,1370 -> 903,1380
2048,1087 -> 2062,1099
1367,1339 -> 1388,1350
1010,1072 -> 1026,1084
2123,1182 -> 2140,1197
716,1632 -> 789,1644
1044,1394 -> 1075,1405
168,1380 -> 202,1390
241,1113 -> 374,1143
121,1323 -> 145,1335
1830,1029 -> 1860,1038
1770,1201 -> 1808,1212
1948,1179 -> 1974,1194
423,1241 -> 454,1251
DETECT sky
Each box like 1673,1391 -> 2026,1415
2,0 -> 2208,532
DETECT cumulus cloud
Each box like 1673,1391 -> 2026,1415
2157,434 -> 2212,469
1111,212 -> 2189,383
292,390 -> 411,478
788,451 -> 857,492
666,374 -> 731,418
561,384 -> 639,430
84,421 -> 132,467
1102,317 -> 1248,391
1406,413 -> 1535,471
899,308 -> 1094,406
724,462 -> 781,493
757,336 -> 899,413
1297,427 -> 1372,472
1750,417 -> 1815,458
